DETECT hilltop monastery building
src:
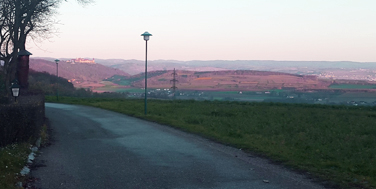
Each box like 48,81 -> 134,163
67,58 -> 95,64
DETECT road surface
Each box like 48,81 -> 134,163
31,103 -> 326,189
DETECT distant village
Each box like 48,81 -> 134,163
66,58 -> 95,64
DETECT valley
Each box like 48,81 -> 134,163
30,58 -> 376,105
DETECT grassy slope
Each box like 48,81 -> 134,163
0,143 -> 31,189
0,125 -> 48,188
46,96 -> 376,188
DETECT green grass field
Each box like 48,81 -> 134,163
329,84 -> 376,89
205,91 -> 240,95
114,88 -> 145,93
46,96 -> 376,188
95,86 -> 145,93
327,92 -> 376,103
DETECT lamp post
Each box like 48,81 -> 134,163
11,80 -> 20,102
141,31 -> 152,115
55,59 -> 60,101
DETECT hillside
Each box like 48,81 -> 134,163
94,59 -> 227,75
29,58 -> 129,88
106,70 -> 331,91
28,69 -> 76,95
93,59 -> 376,81
29,58 -> 376,92
33,58 -> 376,82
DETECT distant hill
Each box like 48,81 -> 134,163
30,57 -> 376,92
105,70 -> 331,91
93,59 -> 227,75
91,59 -> 376,81
33,57 -> 376,81
29,58 -> 130,88
92,58 -> 376,71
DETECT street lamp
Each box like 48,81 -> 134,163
55,59 -> 60,101
141,31 -> 152,115
11,80 -> 20,102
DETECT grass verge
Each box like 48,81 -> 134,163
46,96 -> 376,188
0,123 -> 49,188
40,123 -> 50,147
0,143 -> 31,189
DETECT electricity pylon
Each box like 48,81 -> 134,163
170,68 -> 178,98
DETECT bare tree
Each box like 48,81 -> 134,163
0,0 -> 15,92
0,0 -> 91,95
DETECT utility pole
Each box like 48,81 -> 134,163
170,68 -> 178,99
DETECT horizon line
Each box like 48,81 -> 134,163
30,57 -> 376,63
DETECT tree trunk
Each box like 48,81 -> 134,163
2,58 -> 11,96
5,0 -> 22,96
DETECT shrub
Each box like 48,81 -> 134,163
0,96 -> 44,147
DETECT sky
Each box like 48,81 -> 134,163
27,0 -> 376,62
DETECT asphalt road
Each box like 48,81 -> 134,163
31,103 -> 326,189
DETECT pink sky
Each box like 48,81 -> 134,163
27,0 -> 376,62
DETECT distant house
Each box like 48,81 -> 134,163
359,101 -> 367,105
66,58 -> 95,64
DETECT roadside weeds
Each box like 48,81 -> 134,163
0,121 -> 50,189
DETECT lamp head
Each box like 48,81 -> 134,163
10,80 -> 20,97
55,59 -> 60,64
141,31 -> 152,41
